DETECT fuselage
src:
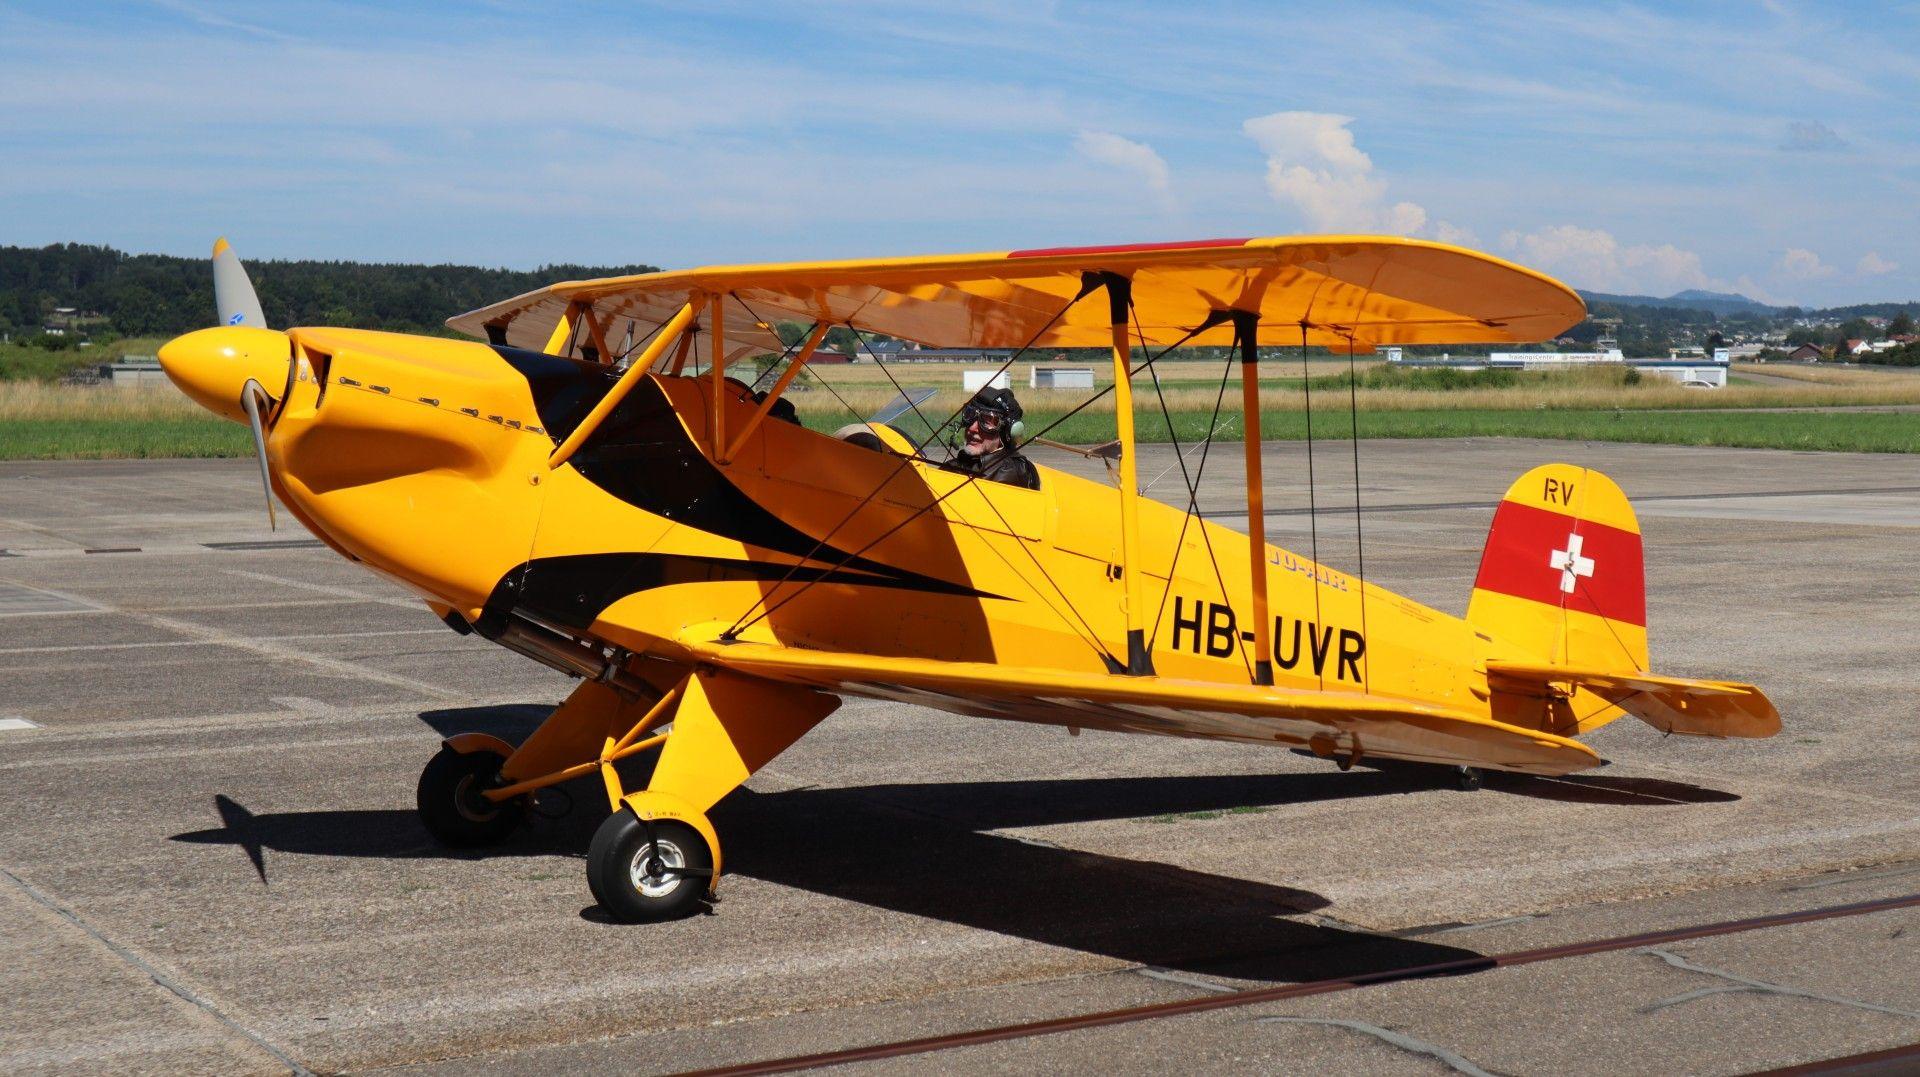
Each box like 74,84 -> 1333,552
250,326 -> 1506,732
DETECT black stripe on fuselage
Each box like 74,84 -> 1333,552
491,346 -> 990,601
490,551 -> 979,634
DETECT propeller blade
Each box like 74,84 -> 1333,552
212,237 -> 268,329
238,379 -> 277,531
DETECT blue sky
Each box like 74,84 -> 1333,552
3,0 -> 1915,306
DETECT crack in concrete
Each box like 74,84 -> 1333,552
1136,967 -> 1237,993
1253,1015 -> 1502,1076
0,865 -> 314,1076
1638,947 -> 1920,1019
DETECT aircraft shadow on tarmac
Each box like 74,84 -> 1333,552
174,771 -> 1490,981
169,704 -> 1735,983
1352,758 -> 1742,807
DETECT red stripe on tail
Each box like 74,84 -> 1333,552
1473,501 -> 1646,627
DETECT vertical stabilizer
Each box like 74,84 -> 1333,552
1468,463 -> 1647,673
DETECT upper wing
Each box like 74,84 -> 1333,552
684,637 -> 1602,776
1487,660 -> 1780,739
447,235 -> 1585,359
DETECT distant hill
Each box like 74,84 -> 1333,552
0,243 -> 657,339
1579,288 -> 1781,318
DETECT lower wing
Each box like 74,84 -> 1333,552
682,637 -> 1603,776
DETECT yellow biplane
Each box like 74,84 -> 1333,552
159,236 -> 1778,921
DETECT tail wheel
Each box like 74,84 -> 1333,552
417,746 -> 524,847
586,811 -> 713,923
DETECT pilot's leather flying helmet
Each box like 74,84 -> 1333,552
961,386 -> 1024,439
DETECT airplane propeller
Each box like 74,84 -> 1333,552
156,238 -> 292,531
238,378 -> 278,530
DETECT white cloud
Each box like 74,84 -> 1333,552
1857,251 -> 1899,275
1073,130 -> 1174,209
1499,225 -> 1714,295
1241,111 -> 1437,236
1432,220 -> 1480,247
1777,247 -> 1836,279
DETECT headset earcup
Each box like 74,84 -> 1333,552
1010,420 -> 1025,440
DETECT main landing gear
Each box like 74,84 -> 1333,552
415,667 -> 838,923
586,811 -> 715,922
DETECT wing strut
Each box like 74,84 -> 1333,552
1233,311 -> 1274,685
1098,272 -> 1153,676
709,294 -> 727,457
723,322 -> 827,463
548,298 -> 699,471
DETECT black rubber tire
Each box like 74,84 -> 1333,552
416,746 -> 524,847
586,811 -> 713,923
1453,765 -> 1485,792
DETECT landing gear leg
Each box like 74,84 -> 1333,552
583,668 -> 837,923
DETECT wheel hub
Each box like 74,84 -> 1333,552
630,838 -> 687,898
452,773 -> 500,823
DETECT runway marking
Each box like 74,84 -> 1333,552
0,538 -> 324,557
115,607 -> 461,700
0,717 -> 40,731
0,581 -> 104,616
0,732 -> 435,770
223,568 -> 423,610
0,597 -> 383,618
0,866 -> 313,1076
0,627 -> 445,656
0,696 -> 544,751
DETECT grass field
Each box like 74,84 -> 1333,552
4,363 -> 1917,460
0,337 -> 168,381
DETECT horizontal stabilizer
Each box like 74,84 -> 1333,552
681,634 -> 1603,776
1487,660 -> 1780,739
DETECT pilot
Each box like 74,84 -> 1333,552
945,386 -> 1039,490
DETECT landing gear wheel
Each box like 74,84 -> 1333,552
1453,765 -> 1484,792
586,811 -> 713,923
417,746 -> 524,847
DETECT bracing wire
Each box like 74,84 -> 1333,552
722,289 -> 1094,640
1300,323 -> 1325,689
617,316 -> 667,365
1135,306 -> 1252,681
729,295 -> 865,425
743,317 -> 819,391
963,476 -> 1122,667
1010,320 -> 1213,456
1345,334 -> 1370,694
907,279 -> 1101,456
851,326 -> 942,448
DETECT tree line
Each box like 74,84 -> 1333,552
0,243 -> 656,340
